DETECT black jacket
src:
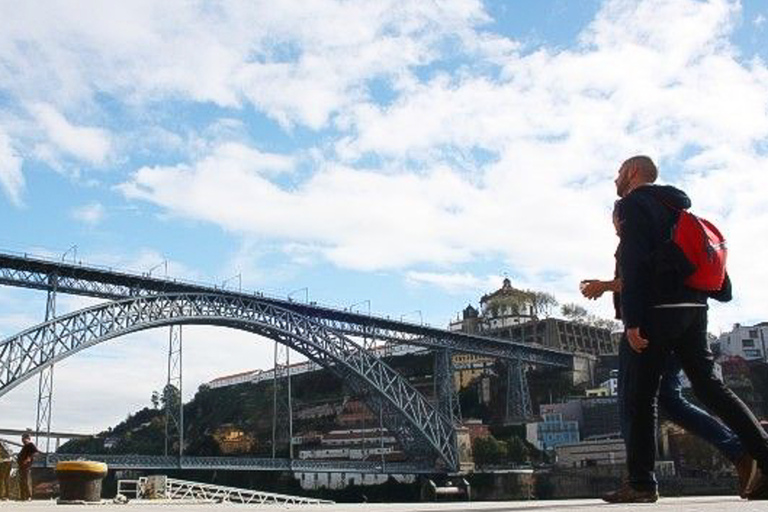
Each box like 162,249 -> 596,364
617,184 -> 731,328
17,442 -> 37,468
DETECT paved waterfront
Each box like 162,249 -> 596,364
2,497 -> 768,511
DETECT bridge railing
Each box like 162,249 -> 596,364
38,453 -> 436,474
0,248 -> 434,327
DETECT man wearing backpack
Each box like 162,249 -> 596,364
582,203 -> 754,500
604,155 -> 768,502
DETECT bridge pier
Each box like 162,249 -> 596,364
433,349 -> 460,471
272,341 -> 293,459
505,359 -> 533,424
433,349 -> 461,426
164,325 -> 183,458
35,273 -> 58,459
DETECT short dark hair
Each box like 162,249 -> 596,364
21,433 -> 31,440
622,155 -> 658,183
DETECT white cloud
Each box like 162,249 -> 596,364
30,103 -> 111,165
117,0 -> 768,333
406,271 -> 501,294
71,202 -> 105,226
0,0 -> 489,129
754,13 -> 765,28
120,145 -> 505,271
0,129 -> 24,206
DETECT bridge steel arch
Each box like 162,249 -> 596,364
0,293 -> 458,470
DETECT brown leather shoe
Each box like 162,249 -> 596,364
735,454 -> 759,498
748,471 -> 768,500
602,484 -> 659,503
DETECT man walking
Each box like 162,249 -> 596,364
604,155 -> 768,502
582,203 -> 754,498
0,440 -> 12,500
16,433 -> 37,501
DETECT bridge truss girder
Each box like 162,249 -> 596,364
0,253 -> 572,368
0,293 -> 458,470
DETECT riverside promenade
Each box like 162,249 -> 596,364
2,496 -> 767,511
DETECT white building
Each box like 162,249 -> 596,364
554,437 -> 625,468
297,428 -> 399,461
718,322 -> 768,362
479,278 -> 538,329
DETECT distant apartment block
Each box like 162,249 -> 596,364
526,413 -> 580,451
540,396 -> 621,441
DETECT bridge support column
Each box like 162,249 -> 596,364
271,342 -> 293,459
164,325 -> 183,458
433,349 -> 461,426
505,359 -> 532,424
433,349 -> 460,471
35,273 -> 58,462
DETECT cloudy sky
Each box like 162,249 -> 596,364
1,0 -> 767,435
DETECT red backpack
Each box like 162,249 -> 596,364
669,208 -> 728,291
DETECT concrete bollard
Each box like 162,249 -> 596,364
55,461 -> 108,504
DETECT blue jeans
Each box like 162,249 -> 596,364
618,329 -> 746,490
657,355 -> 744,462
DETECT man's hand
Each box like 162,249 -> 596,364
580,280 -> 606,300
626,327 -> 649,353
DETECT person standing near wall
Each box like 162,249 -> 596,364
16,433 -> 37,501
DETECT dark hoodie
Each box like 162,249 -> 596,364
617,184 -> 731,329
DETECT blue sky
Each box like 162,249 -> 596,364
1,0 -> 767,433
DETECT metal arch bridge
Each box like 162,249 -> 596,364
0,253 -> 572,366
1,292 -> 462,469
0,251 -> 573,472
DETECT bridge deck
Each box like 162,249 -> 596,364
0,250 -> 573,366
5,496 -> 754,511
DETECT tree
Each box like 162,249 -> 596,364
530,291 -> 558,318
590,317 -> 621,331
506,435 -> 530,464
561,303 -> 588,319
151,391 -> 160,409
162,384 -> 181,411
473,435 -> 507,465
560,303 -> 621,331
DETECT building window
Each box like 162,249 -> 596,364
749,329 -> 758,338
743,339 -> 755,348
